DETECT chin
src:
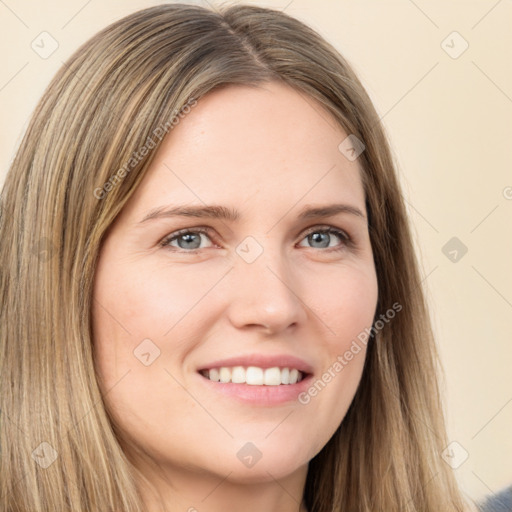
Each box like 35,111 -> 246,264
185,438 -> 312,484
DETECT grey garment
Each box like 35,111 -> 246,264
479,486 -> 512,512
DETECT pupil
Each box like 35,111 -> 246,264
310,232 -> 329,248
179,233 -> 201,249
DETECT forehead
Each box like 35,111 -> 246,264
121,82 -> 366,220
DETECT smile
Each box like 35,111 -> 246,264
199,366 -> 305,385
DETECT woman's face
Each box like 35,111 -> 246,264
92,81 -> 378,486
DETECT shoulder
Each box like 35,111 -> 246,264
478,485 -> 512,512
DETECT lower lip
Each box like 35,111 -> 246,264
196,372 -> 313,406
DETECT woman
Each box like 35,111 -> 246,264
0,3 -> 478,511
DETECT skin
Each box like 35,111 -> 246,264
92,81 -> 378,512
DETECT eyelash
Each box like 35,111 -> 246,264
158,225 -> 352,253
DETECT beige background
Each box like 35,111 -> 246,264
1,0 -> 511,504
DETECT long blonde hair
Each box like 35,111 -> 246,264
0,3 -> 472,511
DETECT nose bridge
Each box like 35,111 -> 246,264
226,236 -> 306,331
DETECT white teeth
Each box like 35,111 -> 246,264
201,366 -> 305,385
231,366 -> 245,383
264,367 -> 281,386
208,368 -> 220,382
246,366 -> 264,385
219,367 -> 231,383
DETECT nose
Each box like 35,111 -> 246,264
225,247 -> 308,334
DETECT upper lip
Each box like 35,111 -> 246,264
197,353 -> 314,375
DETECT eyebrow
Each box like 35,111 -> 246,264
138,203 -> 366,224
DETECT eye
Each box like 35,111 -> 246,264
159,225 -> 351,253
298,226 -> 350,250
160,228 -> 214,251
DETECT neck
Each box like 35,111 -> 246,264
133,458 -> 309,512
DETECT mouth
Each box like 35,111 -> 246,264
197,367 -> 312,405
199,366 -> 307,385
195,353 -> 314,405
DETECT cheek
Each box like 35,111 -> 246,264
90,258 -> 197,452
90,253 -> 229,418
309,261 -> 378,348
323,265 -> 377,387
295,262 -> 377,443
94,254 -> 234,345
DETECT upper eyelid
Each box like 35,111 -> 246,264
160,227 -> 214,246
301,224 -> 350,237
